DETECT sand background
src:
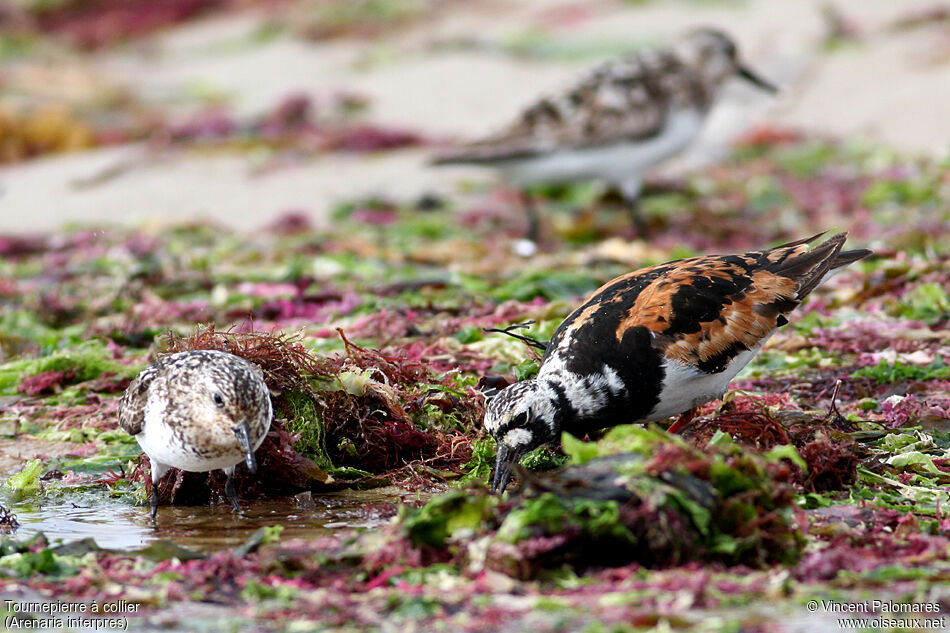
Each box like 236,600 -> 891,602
2,0 -> 949,233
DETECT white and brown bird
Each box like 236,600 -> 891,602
434,28 -> 776,241
118,350 -> 273,520
484,233 -> 871,492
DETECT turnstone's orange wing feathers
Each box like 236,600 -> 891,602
549,232 -> 868,374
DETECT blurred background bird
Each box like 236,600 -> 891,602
433,28 -> 777,244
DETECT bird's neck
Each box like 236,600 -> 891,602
535,361 -> 627,434
525,376 -> 570,439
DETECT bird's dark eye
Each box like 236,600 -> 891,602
724,41 -> 737,59
512,411 -> 528,426
213,393 -> 225,407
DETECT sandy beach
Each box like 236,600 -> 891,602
3,0 -> 950,233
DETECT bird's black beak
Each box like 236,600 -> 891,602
491,444 -> 520,494
232,421 -> 258,474
737,64 -> 778,93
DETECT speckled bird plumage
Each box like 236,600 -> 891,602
485,233 -> 872,492
434,28 -> 775,237
119,349 -> 273,519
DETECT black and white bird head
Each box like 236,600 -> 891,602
483,379 -> 560,493
673,28 -> 777,95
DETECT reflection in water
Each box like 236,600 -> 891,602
13,500 -> 154,550
12,487 -> 418,552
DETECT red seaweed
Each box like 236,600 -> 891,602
18,370 -> 78,395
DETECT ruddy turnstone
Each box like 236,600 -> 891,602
118,350 -> 273,520
433,28 -> 776,241
485,233 -> 871,492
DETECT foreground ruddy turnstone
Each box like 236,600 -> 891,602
434,28 -> 776,241
118,350 -> 273,520
485,233 -> 871,492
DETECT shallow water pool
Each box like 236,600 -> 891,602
10,487 -> 417,551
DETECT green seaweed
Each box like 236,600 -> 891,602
281,388 -> 333,470
775,141 -> 837,178
452,325 -> 483,345
0,548 -> 78,580
763,444 -> 808,472
458,438 -> 495,484
493,269 -> 603,303
400,488 -> 498,548
852,357 -> 950,383
497,494 -> 635,548
562,425 -> 682,465
862,175 -> 940,208
896,282 -> 950,322
513,359 -> 540,381
0,340 -> 138,396
0,309 -> 85,350
241,578 -> 299,606
518,447 -> 569,471
2,459 -> 44,502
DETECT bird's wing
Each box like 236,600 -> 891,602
547,233 -> 870,374
434,51 -> 701,163
117,359 -> 165,436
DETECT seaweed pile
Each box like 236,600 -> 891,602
119,324 -> 485,507
680,391 -> 867,492
399,428 -> 806,579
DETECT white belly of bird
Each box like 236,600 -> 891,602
500,109 -> 705,189
646,341 -> 769,422
136,422 -> 245,473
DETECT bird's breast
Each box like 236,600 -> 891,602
501,109 -> 705,187
137,393 -> 271,473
